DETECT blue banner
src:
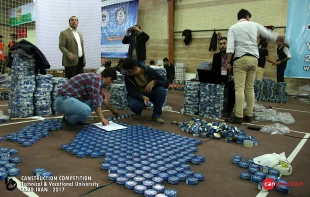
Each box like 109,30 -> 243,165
285,0 -> 310,78
101,0 -> 138,58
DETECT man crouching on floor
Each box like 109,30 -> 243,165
122,58 -> 169,124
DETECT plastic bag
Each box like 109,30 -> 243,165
253,152 -> 283,167
162,106 -> 172,112
254,103 -> 266,111
253,152 -> 292,176
260,123 -> 290,135
298,84 -> 310,93
275,112 -> 295,124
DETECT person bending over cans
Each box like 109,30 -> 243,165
122,58 -> 169,124
54,68 -> 119,130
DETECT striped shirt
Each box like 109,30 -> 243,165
58,73 -> 104,107
227,19 -> 278,59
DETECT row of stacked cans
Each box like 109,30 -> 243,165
199,83 -> 224,119
254,79 -> 288,103
51,77 -> 68,114
34,74 -> 53,117
183,81 -> 200,115
0,92 -> 9,100
8,52 -> 36,118
153,67 -> 167,79
110,84 -> 129,110
197,62 -> 212,70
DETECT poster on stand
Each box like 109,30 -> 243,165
285,0 -> 310,78
101,0 -> 139,58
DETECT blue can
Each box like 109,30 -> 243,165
152,184 -> 165,193
116,177 -> 129,185
239,172 -> 251,180
269,169 -> 280,177
33,168 -> 45,176
134,176 -> 145,184
152,177 -> 163,184
144,189 -> 158,197
164,188 -> 177,197
125,180 -> 137,190
251,175 -> 263,183
168,176 -> 180,185
143,180 -> 155,189
193,173 -> 204,181
134,185 -> 147,194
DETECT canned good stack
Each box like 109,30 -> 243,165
275,82 -> 288,103
183,81 -> 200,115
234,154 -> 290,194
34,74 -> 53,116
0,147 -> 22,179
254,80 -> 263,100
0,110 -> 9,122
114,74 -> 125,84
172,117 -> 259,147
175,63 -> 186,84
0,73 -> 11,88
0,92 -> 9,100
255,79 -> 288,103
199,83 -> 224,119
61,123 -> 205,195
51,77 -> 68,114
197,62 -> 212,70
5,119 -> 62,147
110,84 -> 129,110
8,52 -> 36,118
150,66 -> 167,79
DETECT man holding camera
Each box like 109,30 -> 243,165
122,25 -> 149,67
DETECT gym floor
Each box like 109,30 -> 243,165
0,90 -> 309,197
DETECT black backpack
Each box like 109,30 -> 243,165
182,29 -> 192,45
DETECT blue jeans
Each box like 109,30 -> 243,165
54,96 -> 100,124
127,86 -> 167,119
138,60 -> 146,67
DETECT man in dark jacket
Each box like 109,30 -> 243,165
163,57 -> 175,84
122,25 -> 149,67
274,37 -> 291,82
122,58 -> 169,124
211,37 -> 235,117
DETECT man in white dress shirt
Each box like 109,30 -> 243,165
59,16 -> 86,79
225,9 -> 278,124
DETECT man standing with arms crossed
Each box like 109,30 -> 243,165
225,9 -> 278,124
59,16 -> 86,79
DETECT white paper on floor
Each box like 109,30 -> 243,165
92,121 -> 127,131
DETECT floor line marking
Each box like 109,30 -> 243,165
12,177 -> 39,197
0,104 -> 8,106
273,107 -> 310,114
256,133 -> 310,197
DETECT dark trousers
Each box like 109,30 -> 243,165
277,64 -> 286,82
65,57 -> 84,79
127,86 -> 167,118
226,80 -> 235,113
166,72 -> 174,84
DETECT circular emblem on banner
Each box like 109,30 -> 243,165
115,7 -> 127,25
101,9 -> 109,27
